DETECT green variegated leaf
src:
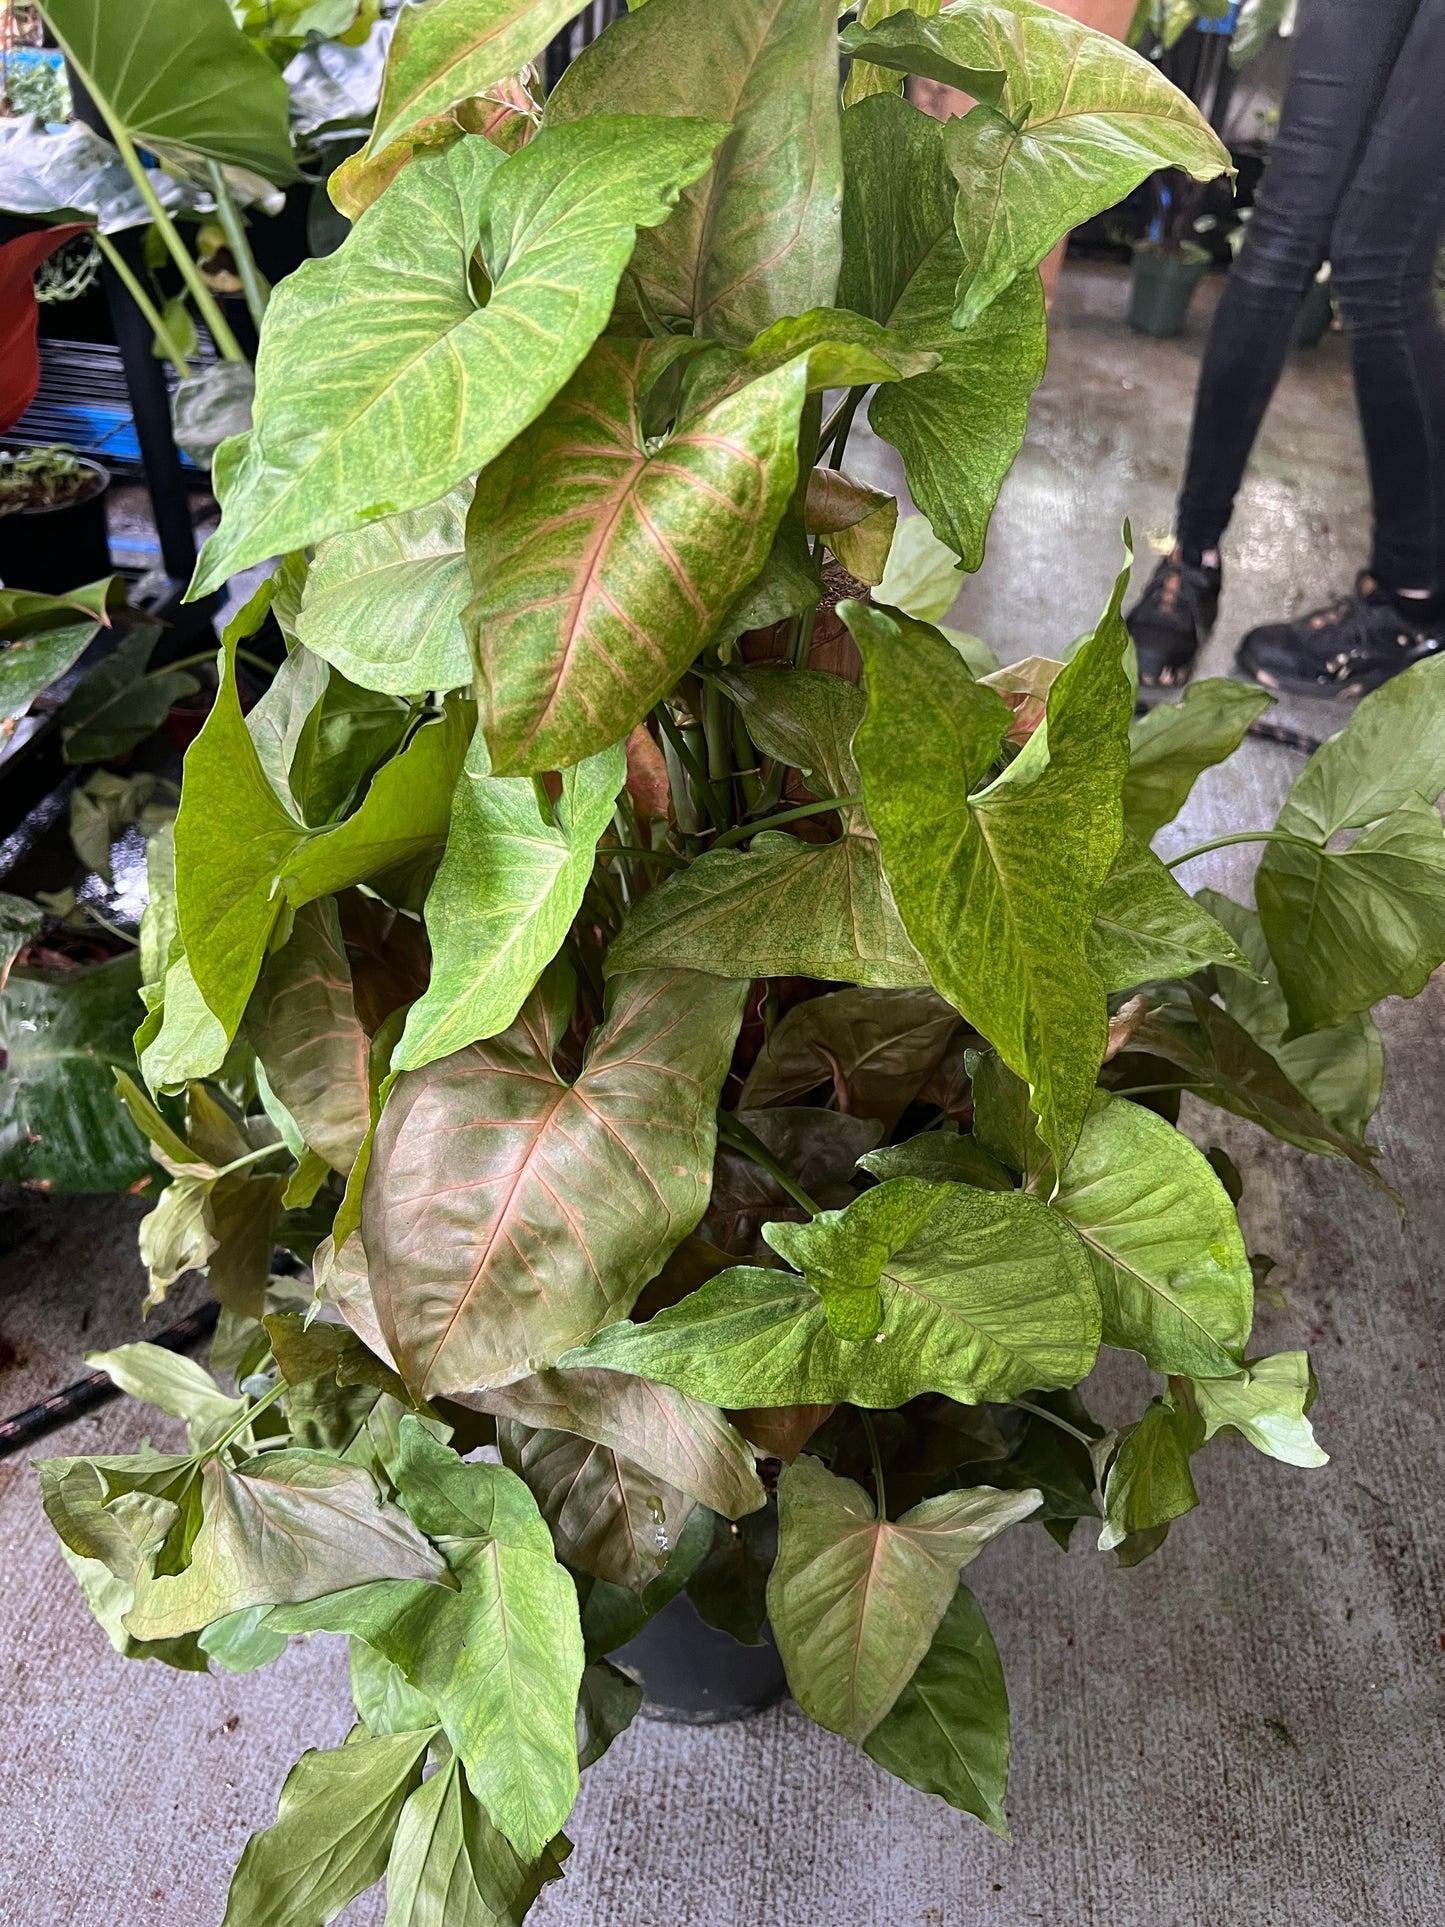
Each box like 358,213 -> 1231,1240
767,1455 -> 1038,1742
221,1728 -> 434,1927
192,118 -> 726,593
846,559 -> 1133,1165
545,0 -> 843,343
1190,1351 -> 1328,1469
863,1583 -> 1012,1838
566,1179 -> 1100,1406
842,1 -> 1230,327
297,488 -> 474,699
840,94 -> 1046,570
843,0 -> 958,106
467,339 -> 809,775
1199,890 -> 1384,1140
1089,829 -> 1249,991
394,730 -> 624,1071
0,576 -> 119,728
369,0 -> 574,152
366,967 -> 746,1399
1123,678 -> 1274,842
1052,1092 -> 1252,1378
1098,1395 -> 1200,1556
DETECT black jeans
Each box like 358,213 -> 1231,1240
1176,0 -> 1445,591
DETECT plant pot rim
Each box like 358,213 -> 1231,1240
0,454 -> 111,519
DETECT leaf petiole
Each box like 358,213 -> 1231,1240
717,1112 -> 823,1216
709,794 -> 862,851
1012,1395 -> 1097,1453
859,1409 -> 888,1522
1163,828 -> 1319,870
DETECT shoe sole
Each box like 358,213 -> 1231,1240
1234,644 -> 1394,701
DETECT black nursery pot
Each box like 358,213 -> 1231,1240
0,457 -> 112,594
613,1591 -> 789,1726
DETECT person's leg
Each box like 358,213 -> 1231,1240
1236,0 -> 1445,694
1131,0 -> 1422,684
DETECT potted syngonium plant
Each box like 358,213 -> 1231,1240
36,0 -> 1445,1915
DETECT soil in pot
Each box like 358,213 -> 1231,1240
0,448 -> 111,594
613,1591 -> 789,1726
1128,247 -> 1210,338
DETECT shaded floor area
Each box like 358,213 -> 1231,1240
1,262 -> 1441,1926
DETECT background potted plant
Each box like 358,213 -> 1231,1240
0,438 -> 109,587
26,0 -> 1445,1919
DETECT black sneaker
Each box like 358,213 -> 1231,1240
1236,572 -> 1445,698
1126,552 -> 1222,688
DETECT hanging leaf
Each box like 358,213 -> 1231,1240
1200,889 -> 1384,1140
468,339 -> 810,775
845,558 -> 1134,1166
296,486 -> 474,698
393,730 -> 624,1071
366,967 -> 746,1399
191,117 -> 727,594
1190,1351 -> 1328,1469
1123,678 -> 1274,843
1051,1092 -> 1252,1378
767,1455 -> 1039,1742
840,93 -> 1046,570
841,1 -> 1231,328
566,1178 -> 1100,1407
41,0 -> 299,184
383,1756 -> 569,1927
1098,1395 -> 1200,1556
1256,656 -> 1445,1033
863,1583 -> 1012,1838
220,1728 -> 434,1927
545,0 -> 843,343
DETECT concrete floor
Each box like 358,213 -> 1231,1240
2,262 -> 1442,1925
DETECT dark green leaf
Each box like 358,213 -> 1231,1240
577,1657 -> 644,1768
859,1131 -> 1015,1192
61,623 -> 197,763
863,1583 -> 1011,1837
0,576 -> 119,727
686,1505 -> 776,1647
1099,1395 -> 1201,1555
740,985 -> 961,1129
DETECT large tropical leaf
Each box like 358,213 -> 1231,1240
1200,890 -> 1384,1140
545,0 -> 843,343
191,118 -> 726,594
40,0 -> 298,184
246,898 -> 370,1174
295,487 -> 474,699
1051,1092 -> 1251,1378
271,1423 -> 584,1860
766,1455 -> 1038,1742
863,1582 -> 1012,1837
369,0 -> 576,152
845,565 -> 1133,1166
607,668 -> 927,987
1255,655 -> 1445,1032
366,967 -> 747,1399
220,1729 -> 435,1927
567,1178 -> 1100,1406
466,1365 -> 765,1519
393,730 -> 625,1072
468,338 -> 808,775
0,955 -> 150,1192
124,1450 -> 446,1642
1122,678 -> 1274,843
839,92 -> 1046,570
842,0 -> 1230,327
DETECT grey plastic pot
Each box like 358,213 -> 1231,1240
613,1591 -> 788,1725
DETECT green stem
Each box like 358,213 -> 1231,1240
162,644 -> 273,678
658,726 -> 700,838
709,793 -> 862,851
790,604 -> 817,670
819,386 -> 866,469
203,1377 -> 286,1460
717,1113 -> 822,1217
215,1141 -> 287,1180
95,231 -> 190,378
81,906 -> 138,947
859,1410 -> 888,1522
656,705 -> 724,828
1012,1396 -> 1096,1453
109,124 -> 246,362
731,709 -> 761,813
1163,828 -> 1318,871
205,159 -> 270,332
